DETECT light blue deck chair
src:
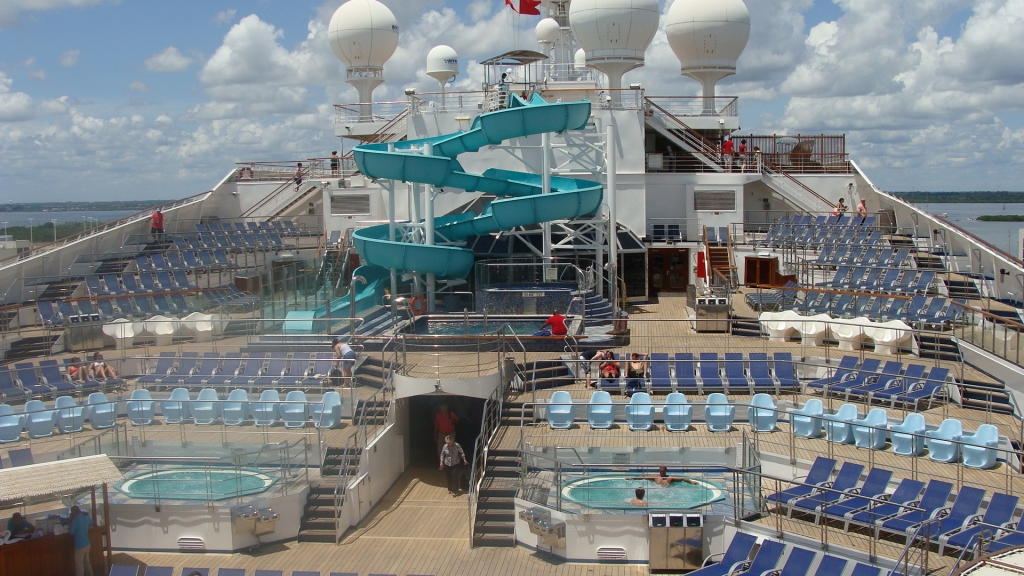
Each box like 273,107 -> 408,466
663,392 -> 692,431
890,413 -> 926,456
23,399 -> 56,438
253,389 -> 281,426
962,424 -> 999,469
222,389 -> 250,425
312,391 -> 342,429
926,418 -> 963,463
587,390 -> 614,429
0,404 -> 22,443
547,390 -> 574,429
126,389 -> 156,425
746,393 -> 777,432
162,387 -> 191,423
625,392 -> 654,431
851,408 -> 889,450
282,390 -> 308,428
705,393 -> 734,432
791,399 -> 824,438
192,388 -> 221,425
86,392 -> 117,429
54,395 -> 85,433
822,403 -> 858,444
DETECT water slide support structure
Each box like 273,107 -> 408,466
607,123 -> 618,318
424,141 -> 436,313
542,132 -> 552,262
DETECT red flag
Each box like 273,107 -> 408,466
506,0 -> 541,15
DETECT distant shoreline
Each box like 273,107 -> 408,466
894,192 -> 1024,203
977,215 -> 1024,222
0,201 -> 174,213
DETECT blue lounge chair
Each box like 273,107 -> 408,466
663,392 -> 692,431
15,363 -> 53,399
281,390 -> 308,428
54,395 -> 85,433
930,486 -> 987,542
768,547 -> 817,576
222,389 -> 250,425
811,556 -> 848,576
926,419 -> 963,463
0,366 -> 27,402
847,478 -> 926,530
878,479 -> 953,535
962,424 -> 1000,469
301,353 -> 336,387
156,351 -> 200,390
687,532 -> 757,576
940,492 -> 1019,554
827,358 -> 880,397
86,392 -> 117,428
789,461 -> 864,519
870,364 -> 926,404
674,353 -> 699,391
723,353 -> 749,394
192,388 -> 221,425
252,352 -> 290,389
230,353 -> 268,390
889,413 -> 926,456
649,353 -> 672,392
820,467 -> 894,523
748,353 -> 776,394
747,393 -> 777,432
705,393 -> 734,432
38,360 -> 76,394
183,353 -> 222,388
807,356 -> 858,391
598,353 -> 622,394
729,540 -> 785,576
136,352 -> 178,386
23,399 -> 56,438
108,566 -> 140,576
277,352 -> 311,388
849,564 -> 880,576
547,390 -> 573,429
791,399 -> 823,438
894,367 -> 950,410
699,353 -> 725,392
312,391 -> 342,429
625,392 -> 654,431
766,457 -> 837,505
126,389 -> 156,425
162,387 -> 192,423
846,361 -> 902,400
773,353 -> 800,392
205,356 -> 244,390
851,408 -> 889,450
822,403 -> 858,444
587,390 -> 614,429
253,389 -> 282,426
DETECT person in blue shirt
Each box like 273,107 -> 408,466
68,506 -> 94,576
6,512 -> 34,536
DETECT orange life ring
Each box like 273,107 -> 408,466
410,295 -> 427,315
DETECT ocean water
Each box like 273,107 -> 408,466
915,203 -> 1024,255
0,210 -> 137,228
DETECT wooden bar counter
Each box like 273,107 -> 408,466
0,526 -> 106,576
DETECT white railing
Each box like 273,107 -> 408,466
645,96 -> 739,117
761,161 -> 834,214
333,101 -> 409,125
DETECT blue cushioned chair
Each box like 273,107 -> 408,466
686,532 -> 757,576
587,391 -> 614,429
312,391 -> 342,429
791,399 -> 824,438
822,403 -> 858,444
0,404 -> 23,443
192,388 -> 221,425
54,395 -> 85,433
626,392 -> 654,431
789,461 -> 864,519
86,392 -> 117,429
705,393 -> 734,432
962,424 -> 999,469
162,387 -> 191,423
890,413 -> 926,456
23,399 -> 56,438
663,392 -> 692,431
940,492 -> 1019,554
222,389 -> 250,425
729,539 -> 785,576
747,393 -> 777,432
926,419 -> 963,463
126,389 -> 156,425
253,389 -> 281,426
851,408 -> 889,450
547,391 -> 573,429
282,390 -> 308,428
878,479 -> 953,534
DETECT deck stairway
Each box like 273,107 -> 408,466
945,278 -> 982,299
575,288 -> 614,323
704,226 -> 738,288
354,355 -> 390,390
914,252 -> 946,271
730,317 -> 762,337
915,332 -> 962,361
297,446 -> 361,543
38,281 -> 78,301
959,379 -> 1014,414
5,334 -> 60,361
643,100 -> 724,172
523,359 -> 575,391
472,446 -> 520,547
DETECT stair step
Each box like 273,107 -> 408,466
297,529 -> 336,543
473,534 -> 515,547
474,521 -> 515,535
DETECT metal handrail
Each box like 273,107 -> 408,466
467,374 -> 506,547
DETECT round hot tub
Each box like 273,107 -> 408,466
116,467 -> 277,501
561,475 -> 725,509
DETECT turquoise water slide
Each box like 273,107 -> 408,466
282,264 -> 389,334
351,94 -> 603,279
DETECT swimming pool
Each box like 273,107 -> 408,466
116,467 -> 277,501
412,320 -> 542,336
560,475 -> 725,509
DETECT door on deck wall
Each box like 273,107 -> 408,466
648,248 -> 689,295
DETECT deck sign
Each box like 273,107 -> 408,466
523,292 -> 545,297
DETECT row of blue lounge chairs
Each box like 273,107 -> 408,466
807,357 -> 950,408
596,352 -> 800,395
139,351 -> 341,392
758,214 -> 880,249
0,360 -> 121,401
195,219 -> 307,237
0,392 -> 120,440
816,267 -> 932,295
123,388 -> 343,428
169,230 -> 295,254
768,456 -> 1024,554
546,391 -> 781,433
813,246 -> 910,269
687,531 -> 880,576
110,566 -> 404,576
38,286 -> 257,325
784,293 -> 963,325
135,249 -> 237,272
86,270 -> 201,296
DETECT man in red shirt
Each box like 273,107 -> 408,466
434,404 -> 458,458
540,309 -> 567,336
150,209 -> 164,240
721,137 -> 735,172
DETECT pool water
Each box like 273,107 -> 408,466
116,467 -> 277,500
413,320 -> 544,336
561,476 -> 725,509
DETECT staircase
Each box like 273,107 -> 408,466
759,162 -> 834,214
730,317 -> 762,337
354,355 -> 389,389
643,112 -> 724,172
944,277 -> 982,299
959,380 -> 1014,414
297,446 -> 361,543
38,281 -> 78,301
914,252 -> 946,271
5,335 -> 60,361
472,446 -> 520,547
573,288 -> 614,323
704,226 -> 738,288
915,331 -> 962,361
353,398 -> 388,426
523,359 -> 575,391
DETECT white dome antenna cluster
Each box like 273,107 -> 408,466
329,0 -> 399,113
426,45 -> 458,106
536,18 -> 561,45
569,0 -> 659,102
665,0 -> 750,112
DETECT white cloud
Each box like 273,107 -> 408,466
0,72 -> 35,122
144,47 -> 194,72
0,0 -> 105,29
213,9 -> 237,26
59,49 -> 80,67
127,81 -> 149,92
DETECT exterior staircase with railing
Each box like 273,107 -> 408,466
759,161 -> 834,214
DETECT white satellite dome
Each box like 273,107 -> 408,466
426,45 -> 459,85
574,48 -> 587,71
665,0 -> 750,72
328,0 -> 400,69
569,0 -> 660,60
536,18 -> 561,44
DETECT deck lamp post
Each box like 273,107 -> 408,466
52,219 -> 58,243
27,218 -> 33,246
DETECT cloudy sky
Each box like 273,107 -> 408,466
0,0 -> 1021,201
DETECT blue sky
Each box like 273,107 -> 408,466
0,0 -> 1022,201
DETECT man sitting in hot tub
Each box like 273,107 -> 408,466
631,466 -> 699,487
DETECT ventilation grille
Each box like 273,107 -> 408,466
177,536 -> 206,551
694,190 -> 736,211
330,194 -> 370,216
596,546 -> 627,561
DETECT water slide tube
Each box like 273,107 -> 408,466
350,94 -> 603,280
282,264 -> 389,334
